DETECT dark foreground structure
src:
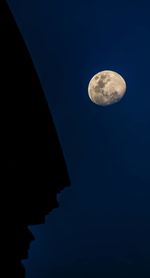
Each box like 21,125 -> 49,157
1,1 -> 70,276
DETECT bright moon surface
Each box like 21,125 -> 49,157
88,70 -> 127,106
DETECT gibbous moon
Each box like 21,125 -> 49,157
88,70 -> 126,106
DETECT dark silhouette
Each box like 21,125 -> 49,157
1,1 -> 70,277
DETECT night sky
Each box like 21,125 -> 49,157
7,1 -> 150,277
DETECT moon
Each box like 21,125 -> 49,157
88,70 -> 126,106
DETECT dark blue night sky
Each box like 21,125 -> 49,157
7,1 -> 150,277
